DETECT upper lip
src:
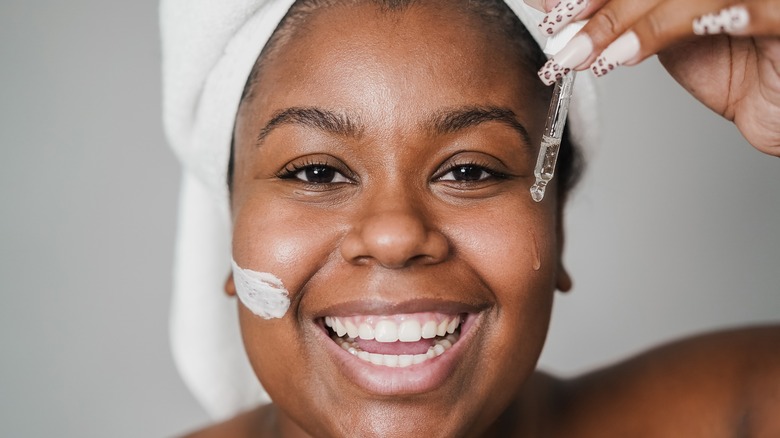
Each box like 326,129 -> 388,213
312,298 -> 490,319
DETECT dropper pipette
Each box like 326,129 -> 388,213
529,20 -> 585,202
530,70 -> 576,202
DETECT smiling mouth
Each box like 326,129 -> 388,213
324,313 -> 463,368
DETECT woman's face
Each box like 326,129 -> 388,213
230,2 -> 567,436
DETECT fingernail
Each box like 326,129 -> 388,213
523,0 -> 546,12
537,34 -> 593,86
538,0 -> 588,36
590,31 -> 640,78
693,6 -> 749,35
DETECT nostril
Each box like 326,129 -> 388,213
340,212 -> 450,268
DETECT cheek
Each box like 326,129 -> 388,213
446,202 -> 559,296
232,196 -> 342,295
231,197 -> 339,377
238,304 -> 312,406
445,201 -> 558,351
441,203 -> 557,398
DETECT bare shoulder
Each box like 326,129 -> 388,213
549,325 -> 780,437
179,405 -> 274,438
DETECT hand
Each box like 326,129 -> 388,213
530,0 -> 780,156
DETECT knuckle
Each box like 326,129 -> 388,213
588,8 -> 623,46
643,13 -> 665,41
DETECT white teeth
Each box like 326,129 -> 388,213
331,332 -> 460,368
446,318 -> 459,334
384,354 -> 398,367
345,320 -> 359,339
374,320 -> 399,343
327,314 -> 462,343
334,319 -> 348,337
413,354 -> 427,364
398,320 -> 422,342
358,323 -> 374,340
436,320 -> 448,337
398,354 -> 414,367
421,320 -> 437,339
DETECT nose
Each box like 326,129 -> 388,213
340,202 -> 449,269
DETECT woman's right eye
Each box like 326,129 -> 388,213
281,164 -> 350,184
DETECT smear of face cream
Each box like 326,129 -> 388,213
231,259 -> 290,319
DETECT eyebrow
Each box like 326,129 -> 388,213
430,106 -> 533,148
255,105 -> 534,150
256,107 -> 363,145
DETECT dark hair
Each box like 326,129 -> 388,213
229,0 -> 583,200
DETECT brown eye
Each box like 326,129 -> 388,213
294,165 -> 349,184
439,165 -> 492,182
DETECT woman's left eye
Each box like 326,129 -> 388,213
438,165 -> 495,182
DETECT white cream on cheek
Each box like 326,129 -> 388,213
231,258 -> 290,319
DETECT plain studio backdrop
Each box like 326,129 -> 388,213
1,1 -> 778,437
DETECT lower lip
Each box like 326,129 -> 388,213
317,313 -> 481,396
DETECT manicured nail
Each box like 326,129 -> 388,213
693,6 -> 749,35
523,0 -> 546,12
537,34 -> 593,85
538,0 -> 588,36
590,31 -> 640,78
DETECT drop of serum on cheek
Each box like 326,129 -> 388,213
531,230 -> 542,271
231,259 -> 290,319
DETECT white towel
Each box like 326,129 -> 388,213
160,0 -> 599,420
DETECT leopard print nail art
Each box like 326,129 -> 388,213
693,6 -> 749,35
590,56 -> 615,78
538,0 -> 587,36
538,58 -> 572,86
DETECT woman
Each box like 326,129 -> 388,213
160,0 -> 780,436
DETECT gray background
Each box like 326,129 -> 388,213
1,1 -> 777,437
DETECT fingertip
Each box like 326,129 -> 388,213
523,0 -> 547,12
588,30 -> 641,77
692,5 -> 750,36
538,0 -> 589,37
743,0 -> 780,37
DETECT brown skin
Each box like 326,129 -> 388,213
536,0 -> 780,156
182,2 -> 780,437
185,327 -> 780,437
228,3 -> 560,437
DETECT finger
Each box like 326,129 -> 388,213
746,0 -> 780,36
693,5 -> 751,36
523,0 -> 546,12
573,0 -> 659,64
694,0 -> 780,37
536,0 -> 657,84
537,0 -> 609,36
588,0 -> 736,77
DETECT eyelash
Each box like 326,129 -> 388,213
276,160 -> 508,185
435,160 -> 509,183
276,160 -> 353,184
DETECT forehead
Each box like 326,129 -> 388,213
241,1 -> 548,135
